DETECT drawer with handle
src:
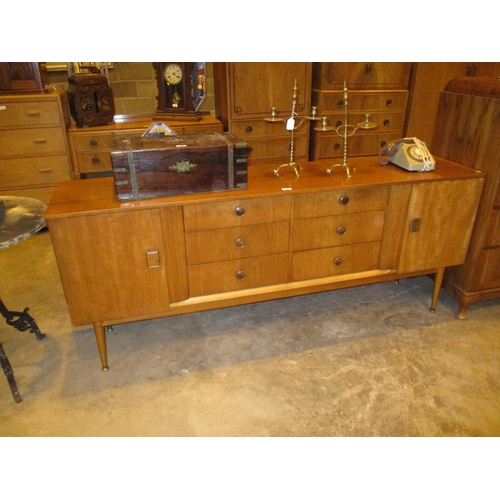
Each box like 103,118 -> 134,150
185,221 -> 289,265
188,253 -> 289,297
291,241 -> 381,281
0,128 -> 67,157
184,196 -> 291,231
292,210 -> 385,251
0,100 -> 61,128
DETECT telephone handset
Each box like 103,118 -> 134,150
378,137 -> 435,172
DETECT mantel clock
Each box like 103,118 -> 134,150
153,62 -> 206,121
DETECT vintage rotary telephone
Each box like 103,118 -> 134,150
378,137 -> 435,172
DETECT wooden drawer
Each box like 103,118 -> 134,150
292,241 -> 381,281
184,196 -> 291,231
314,132 -> 402,159
188,253 -> 288,297
294,187 -> 388,219
314,91 -> 408,112
0,155 -> 71,188
247,135 -> 308,161
71,133 -> 113,151
0,100 -> 61,128
483,209 -> 500,247
70,129 -> 146,152
292,210 -> 385,251
324,111 -> 406,132
74,152 -> 113,173
186,221 -> 289,265
0,127 -> 67,157
230,119 -> 309,138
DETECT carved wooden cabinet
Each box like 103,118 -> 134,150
45,157 -> 483,370
214,63 -> 313,166
0,88 -> 72,203
309,62 -> 411,161
433,77 -> 500,318
67,114 -> 224,178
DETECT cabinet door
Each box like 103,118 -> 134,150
229,62 -> 311,118
398,179 -> 484,273
316,63 -> 410,89
48,209 -> 170,325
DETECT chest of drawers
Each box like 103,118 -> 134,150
0,88 -> 72,203
309,90 -> 409,160
45,157 -> 484,370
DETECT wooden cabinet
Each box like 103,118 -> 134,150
214,62 -> 313,166
405,62 -> 500,146
0,88 -> 72,203
0,62 -> 48,94
313,62 -> 411,90
67,114 -> 223,178
433,77 -> 500,318
310,63 -> 410,160
45,157 -> 484,370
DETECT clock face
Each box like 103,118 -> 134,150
163,63 -> 183,85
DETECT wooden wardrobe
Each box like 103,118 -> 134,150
433,77 -> 500,318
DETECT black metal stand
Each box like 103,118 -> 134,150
0,298 -> 46,403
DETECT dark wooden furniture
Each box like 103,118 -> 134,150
434,77 -> 500,318
45,157 -> 484,371
0,63 -> 49,94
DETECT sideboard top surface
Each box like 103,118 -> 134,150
45,156 -> 484,219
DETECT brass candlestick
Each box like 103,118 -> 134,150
314,81 -> 377,178
264,79 -> 312,178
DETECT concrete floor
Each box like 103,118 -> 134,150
1,230 -> 500,437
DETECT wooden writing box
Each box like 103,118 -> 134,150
111,132 -> 248,200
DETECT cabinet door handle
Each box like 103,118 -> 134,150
334,257 -> 343,266
146,250 -> 160,268
245,126 -> 253,133
236,270 -> 246,280
383,119 -> 390,126
337,226 -> 346,235
235,237 -> 245,248
339,196 -> 350,205
33,138 -> 47,144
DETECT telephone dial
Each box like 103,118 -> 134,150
378,137 -> 435,172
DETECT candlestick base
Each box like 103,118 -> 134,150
327,162 -> 355,178
274,162 -> 301,178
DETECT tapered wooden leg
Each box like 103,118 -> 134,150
93,322 -> 109,371
430,267 -> 445,313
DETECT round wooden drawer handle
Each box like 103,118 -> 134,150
89,139 -> 98,148
246,126 -> 253,133
334,257 -> 343,266
337,226 -> 346,235
236,270 -> 246,280
235,237 -> 245,248
339,196 -> 350,205
92,156 -> 100,165
234,206 -> 245,217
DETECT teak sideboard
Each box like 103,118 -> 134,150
45,157 -> 485,370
